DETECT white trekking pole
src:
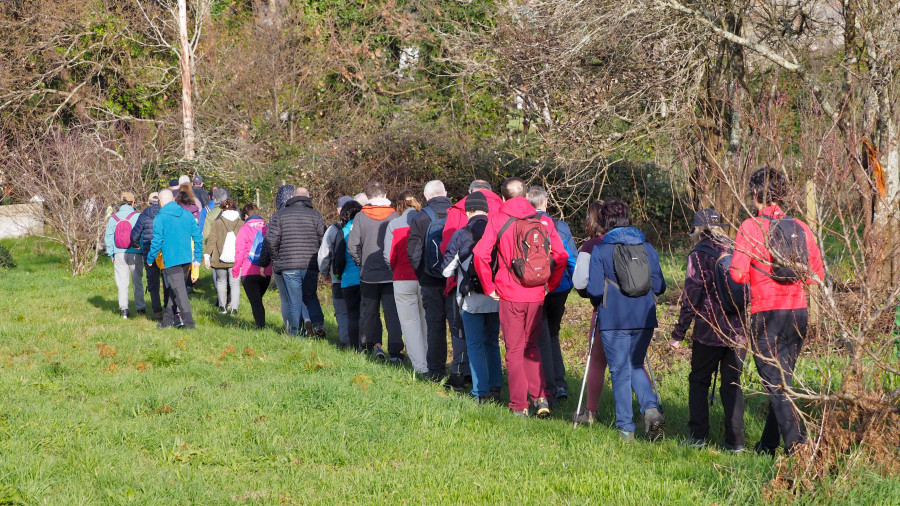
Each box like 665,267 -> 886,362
574,310 -> 599,429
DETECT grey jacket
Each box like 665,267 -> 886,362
347,197 -> 397,283
317,222 -> 343,278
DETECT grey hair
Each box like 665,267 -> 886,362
212,188 -> 229,203
469,180 -> 492,192
423,180 -> 447,199
526,185 -> 548,209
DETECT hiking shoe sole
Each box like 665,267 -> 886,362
644,409 -> 665,441
534,397 -> 551,419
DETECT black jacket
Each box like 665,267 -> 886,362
407,196 -> 452,287
194,187 -> 210,208
266,196 -> 326,273
130,204 -> 161,259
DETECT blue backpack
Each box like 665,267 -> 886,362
248,229 -> 265,266
421,206 -> 447,278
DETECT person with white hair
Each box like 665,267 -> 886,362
408,180 -> 469,386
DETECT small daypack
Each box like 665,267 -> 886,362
421,207 -> 447,278
458,228 -> 485,297
248,229 -> 265,266
112,212 -> 137,249
332,225 -> 348,279
218,218 -> 240,263
761,216 -> 809,284
611,243 -> 652,297
496,215 -> 554,288
693,243 -> 748,315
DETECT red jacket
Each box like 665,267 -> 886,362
441,190 -> 503,294
386,210 -> 418,281
730,205 -> 824,314
472,197 -> 568,303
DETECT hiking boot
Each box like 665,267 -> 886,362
464,375 -> 473,386
136,309 -> 146,316
219,306 -> 227,314
753,441 -> 777,457
572,409 -> 597,426
373,347 -> 387,361
643,409 -> 665,441
618,430 -> 635,442
682,437 -> 708,449
556,386 -> 568,401
120,309 -> 129,319
724,443 -> 746,454
512,408 -> 529,418
534,398 -> 551,419
153,311 -> 164,321
425,371 -> 445,382
389,356 -> 405,365
446,373 -> 466,391
303,321 -> 315,337
314,326 -> 326,339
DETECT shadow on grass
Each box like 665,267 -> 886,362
88,295 -> 119,314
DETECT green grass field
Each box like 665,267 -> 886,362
0,238 -> 897,504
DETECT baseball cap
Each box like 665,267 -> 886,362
148,192 -> 160,205
120,191 -> 135,204
169,179 -> 180,188
192,176 -> 203,185
337,195 -> 353,211
691,209 -> 726,229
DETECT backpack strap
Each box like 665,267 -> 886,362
126,212 -> 137,220
423,206 -> 437,222
692,243 -> 720,260
112,215 -> 121,223
491,216 -> 518,281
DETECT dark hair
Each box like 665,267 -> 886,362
365,181 -> 386,199
220,198 -> 237,211
584,200 -> 606,238
601,199 -> 631,231
394,189 -> 421,215
501,177 -> 525,200
749,166 -> 788,205
175,184 -> 195,207
241,203 -> 260,219
339,200 -> 363,226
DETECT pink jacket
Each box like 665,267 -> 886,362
232,217 -> 273,278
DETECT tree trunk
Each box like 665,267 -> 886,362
178,0 -> 195,161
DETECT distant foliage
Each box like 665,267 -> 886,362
0,244 -> 15,269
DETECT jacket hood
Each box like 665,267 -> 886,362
285,196 -> 314,209
220,209 -> 241,221
758,204 -> 786,219
602,226 -> 646,245
499,196 -> 537,219
118,204 -> 136,214
245,216 -> 265,225
160,201 -> 187,218
275,185 -> 295,210
362,204 -> 396,221
400,207 -> 418,226
144,204 -> 160,217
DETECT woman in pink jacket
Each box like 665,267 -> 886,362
232,203 -> 274,328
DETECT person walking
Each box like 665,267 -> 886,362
192,176 -> 210,208
319,196 -> 355,348
527,185 -> 578,403
130,192 -> 163,320
669,209 -> 748,452
201,188 -> 228,239
730,167 -> 824,456
231,203 -> 274,328
105,191 -> 145,319
408,180 -> 468,384
147,189 -> 202,329
347,182 -> 403,360
571,200 -> 609,425
472,178 -> 569,418
442,192 -> 502,403
384,190 -> 427,373
204,198 -> 244,315
586,199 -> 666,441
339,201 -> 364,351
266,187 -> 327,337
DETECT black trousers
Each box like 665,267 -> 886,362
751,309 -> 807,453
145,261 -> 163,314
539,290 -> 570,394
242,275 -> 271,328
162,264 -> 193,327
342,284 -> 362,350
360,282 -> 403,356
688,341 -> 746,446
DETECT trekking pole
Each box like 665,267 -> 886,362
645,351 -> 664,414
573,311 -> 599,429
709,369 -> 718,407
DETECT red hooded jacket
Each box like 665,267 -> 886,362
472,197 -> 568,303
441,190 -> 503,294
730,204 -> 824,314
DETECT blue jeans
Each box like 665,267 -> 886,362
461,310 -> 502,398
601,328 -> 658,432
276,270 -> 323,335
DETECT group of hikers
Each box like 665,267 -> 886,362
104,167 -> 823,453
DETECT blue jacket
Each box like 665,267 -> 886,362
198,201 -> 216,234
147,201 -> 203,268
538,211 -> 577,293
130,204 -> 160,259
104,205 -> 142,256
340,219 -> 361,288
587,227 -> 666,330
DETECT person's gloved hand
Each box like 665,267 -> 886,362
191,261 -> 200,283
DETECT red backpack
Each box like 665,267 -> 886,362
112,212 -> 137,249
494,215 -> 554,287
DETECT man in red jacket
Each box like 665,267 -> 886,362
730,167 -> 825,456
472,177 -> 568,417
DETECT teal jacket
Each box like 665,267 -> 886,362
104,205 -> 142,257
147,201 -> 202,267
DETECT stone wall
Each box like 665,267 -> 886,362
0,202 -> 44,238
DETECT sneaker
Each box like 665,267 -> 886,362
373,347 -> 387,361
304,321 -> 315,337
572,409 -> 597,426
724,443 -> 746,454
643,409 -> 665,441
618,429 -> 635,442
753,441 -> 777,457
120,309 -> 129,319
512,408 -> 529,418
230,308 -> 237,316
314,326 -> 326,339
446,373 -> 466,391
388,356 -> 404,365
219,306 -> 227,314
534,397 -> 551,419
556,387 -> 568,401
682,437 -> 708,449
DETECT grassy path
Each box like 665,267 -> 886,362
0,238 -> 895,504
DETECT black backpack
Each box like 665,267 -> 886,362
761,216 -> 809,284
332,225 -> 348,280
458,228 -> 485,297
610,243 -> 652,297
693,243 -> 748,315
421,206 -> 447,278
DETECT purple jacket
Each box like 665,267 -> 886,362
671,239 -> 745,347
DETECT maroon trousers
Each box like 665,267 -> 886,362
499,299 -> 547,411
